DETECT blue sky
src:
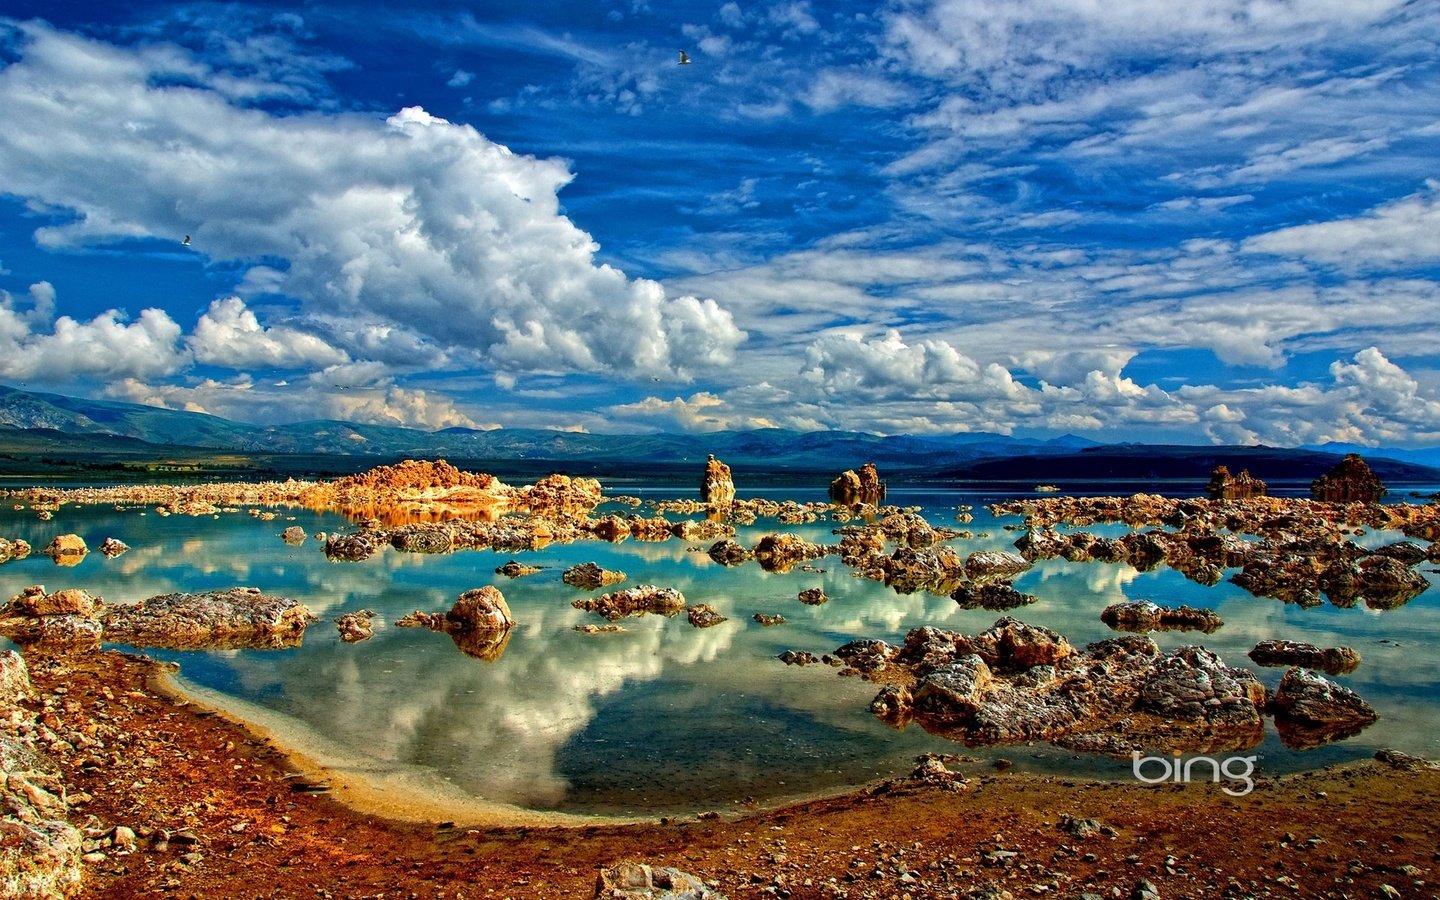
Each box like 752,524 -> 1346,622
0,1 -> 1437,445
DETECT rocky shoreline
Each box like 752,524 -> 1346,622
2,455 -> 1439,897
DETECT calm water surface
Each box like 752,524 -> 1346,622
2,479 -> 1437,816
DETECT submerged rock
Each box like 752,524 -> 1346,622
950,581 -> 1037,611
861,545 -> 966,595
97,537 -> 130,558
706,539 -> 750,566
395,587 -> 514,661
797,587 -> 828,606
752,613 -> 786,626
965,550 -> 1032,580
281,525 -> 308,545
1100,600 -> 1223,634
324,532 -> 381,561
574,585 -> 686,621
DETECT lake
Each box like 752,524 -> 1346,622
2,478 -> 1437,816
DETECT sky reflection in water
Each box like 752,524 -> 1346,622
2,482 -> 1437,816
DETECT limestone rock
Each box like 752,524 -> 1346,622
950,582 -> 1037,611
495,560 -> 542,577
797,587 -> 828,606
751,533 -> 828,573
965,551 -> 1032,580
706,539 -> 750,566
324,532 -> 381,561
281,526 -> 308,545
42,534 -> 87,565
1272,667 -> 1377,726
446,586 -> 513,631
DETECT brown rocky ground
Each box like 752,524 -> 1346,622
15,648 -> 1439,900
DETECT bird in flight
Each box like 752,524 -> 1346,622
678,50 -> 691,65
182,235 -> 191,246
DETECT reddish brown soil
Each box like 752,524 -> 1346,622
20,648 -> 1439,900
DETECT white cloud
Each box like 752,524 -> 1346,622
1242,182 -> 1440,269
0,295 -> 186,383
0,22 -> 743,384
606,391 -> 780,432
190,297 -> 350,369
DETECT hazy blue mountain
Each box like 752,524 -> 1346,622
0,384 -> 1435,482
1301,442 -> 1440,470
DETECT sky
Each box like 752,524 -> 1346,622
0,1 -> 1437,446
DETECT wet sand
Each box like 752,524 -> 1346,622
20,647 -> 1440,899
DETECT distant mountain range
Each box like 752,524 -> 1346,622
1,383 -> 1438,484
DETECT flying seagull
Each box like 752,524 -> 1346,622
678,50 -> 691,65
182,235 -> 190,246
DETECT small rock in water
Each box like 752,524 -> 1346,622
752,613 -> 786,626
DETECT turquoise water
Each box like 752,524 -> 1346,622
2,481 -> 1438,815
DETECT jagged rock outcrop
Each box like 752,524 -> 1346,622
1311,453 -> 1387,503
1205,466 -> 1267,499
513,473 -> 603,516
1100,600 -> 1223,633
829,462 -> 886,505
563,562 -> 627,589
700,454 -> 735,510
1271,666 -> 1377,749
103,587 -> 316,650
324,532 -> 382,561
859,546 -> 966,595
797,587 -> 828,606
1248,640 -> 1360,676
751,533 -> 829,573
0,651 -> 84,898
573,585 -> 686,621
1320,554 -> 1429,609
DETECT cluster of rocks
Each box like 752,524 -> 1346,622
0,586 -> 317,650
999,492 -> 1436,606
831,617 -> 1375,753
0,651 -> 84,897
395,587 -> 514,661
0,536 -> 32,564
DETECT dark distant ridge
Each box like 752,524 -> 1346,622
0,384 -> 1436,481
940,444 -> 1440,483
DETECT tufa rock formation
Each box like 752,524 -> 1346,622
700,455 -> 735,510
1248,640 -> 1360,676
1205,465 -> 1267,499
573,585 -> 687,621
1311,453 -> 1387,503
829,462 -> 886,505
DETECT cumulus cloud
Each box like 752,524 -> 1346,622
606,391 -> 781,432
0,286 -> 186,383
189,297 -> 350,369
0,22 -> 743,383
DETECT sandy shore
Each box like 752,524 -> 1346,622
15,646 -> 1439,899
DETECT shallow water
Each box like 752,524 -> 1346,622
2,480 -> 1438,816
